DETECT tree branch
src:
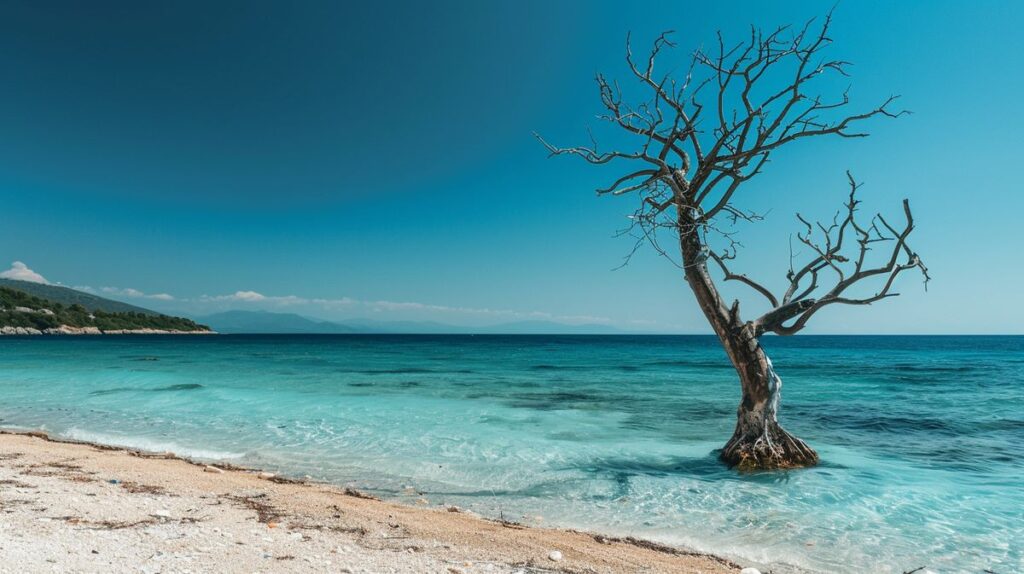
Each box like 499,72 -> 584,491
708,251 -> 778,307
760,174 -> 928,335
536,12 -> 926,339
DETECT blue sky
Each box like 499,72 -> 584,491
1,1 -> 1021,333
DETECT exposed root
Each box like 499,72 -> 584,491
720,421 -> 818,471
721,352 -> 819,471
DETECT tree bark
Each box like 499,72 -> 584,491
677,207 -> 818,471
717,325 -> 819,470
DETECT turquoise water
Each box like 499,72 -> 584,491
0,335 -> 1020,573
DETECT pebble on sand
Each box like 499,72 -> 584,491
203,465 -> 224,474
740,568 -> 761,574
548,550 -> 563,562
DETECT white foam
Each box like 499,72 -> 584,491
63,428 -> 245,461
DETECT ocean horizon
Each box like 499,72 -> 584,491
1,334 -> 1020,573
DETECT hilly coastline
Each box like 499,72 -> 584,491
0,278 -> 157,315
0,281 -> 210,335
0,280 -> 629,335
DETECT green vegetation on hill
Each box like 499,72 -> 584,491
0,278 -> 157,315
0,287 -> 209,332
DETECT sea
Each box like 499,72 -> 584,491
0,334 -> 1020,573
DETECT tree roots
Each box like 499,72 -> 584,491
720,421 -> 819,471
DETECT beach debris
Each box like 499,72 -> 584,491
152,509 -> 171,519
108,479 -> 120,484
740,568 -> 761,574
58,515 -> 160,529
226,493 -> 284,524
120,481 -> 168,495
415,498 -> 429,505
548,550 -> 563,562
257,471 -> 275,479
342,487 -> 379,500
203,465 -> 224,474
492,518 -> 525,530
267,474 -> 304,484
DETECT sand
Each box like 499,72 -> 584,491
0,431 -> 740,574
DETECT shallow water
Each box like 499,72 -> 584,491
0,335 -> 1020,573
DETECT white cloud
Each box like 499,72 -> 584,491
310,297 -> 357,307
198,291 -> 614,325
102,287 -> 142,297
0,261 -> 49,284
199,291 -> 308,305
0,266 -> 632,327
74,283 -> 632,327
100,286 -> 176,301
231,290 -> 267,302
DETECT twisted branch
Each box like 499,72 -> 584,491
537,11 -> 927,335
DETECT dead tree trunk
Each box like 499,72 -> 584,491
717,331 -> 818,470
678,208 -> 818,470
538,13 -> 927,471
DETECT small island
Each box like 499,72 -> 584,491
0,286 -> 212,335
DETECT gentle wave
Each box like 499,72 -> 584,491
63,428 -> 246,461
0,334 -> 1019,574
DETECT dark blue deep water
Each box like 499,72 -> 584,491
1,335 -> 1021,573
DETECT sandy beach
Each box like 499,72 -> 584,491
0,431 -> 739,573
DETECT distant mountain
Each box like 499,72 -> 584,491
0,278 -> 158,315
195,310 -> 624,334
197,310 -> 358,334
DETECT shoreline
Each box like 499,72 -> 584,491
0,429 -> 742,573
0,327 -> 215,335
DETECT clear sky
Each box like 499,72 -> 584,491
1,0 -> 1021,333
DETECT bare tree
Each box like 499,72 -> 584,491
537,13 -> 928,470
